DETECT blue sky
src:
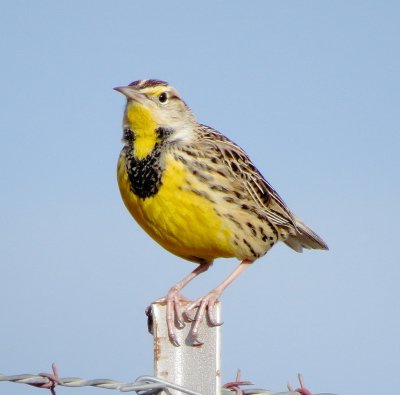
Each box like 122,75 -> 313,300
1,1 -> 399,394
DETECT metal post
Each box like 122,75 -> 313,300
151,302 -> 222,395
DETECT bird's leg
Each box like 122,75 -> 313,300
153,261 -> 213,346
184,259 -> 253,345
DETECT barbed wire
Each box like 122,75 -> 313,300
0,364 -> 334,395
0,370 -> 200,395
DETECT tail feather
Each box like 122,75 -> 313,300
284,218 -> 328,253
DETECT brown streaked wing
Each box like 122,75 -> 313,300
197,125 -> 297,229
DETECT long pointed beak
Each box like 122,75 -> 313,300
114,86 -> 146,103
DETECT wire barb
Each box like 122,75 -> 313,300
223,369 -> 254,395
27,363 -> 59,395
287,373 -> 312,395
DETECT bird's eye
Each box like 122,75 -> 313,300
158,92 -> 168,103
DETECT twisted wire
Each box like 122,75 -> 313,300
0,368 -> 334,395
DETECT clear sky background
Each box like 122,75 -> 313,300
1,1 -> 399,395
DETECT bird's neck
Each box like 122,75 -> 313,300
126,102 -> 159,160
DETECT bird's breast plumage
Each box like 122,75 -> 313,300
118,149 -> 246,263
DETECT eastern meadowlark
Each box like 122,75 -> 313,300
115,79 -> 328,345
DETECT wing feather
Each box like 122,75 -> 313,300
197,125 -> 297,228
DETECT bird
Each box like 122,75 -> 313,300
114,79 -> 328,346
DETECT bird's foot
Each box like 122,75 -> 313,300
183,289 -> 224,346
149,286 -> 191,346
147,289 -> 223,346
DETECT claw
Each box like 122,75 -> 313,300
190,330 -> 204,346
151,287 -> 192,346
183,290 -> 223,344
169,332 -> 180,347
207,303 -> 223,327
183,309 -> 196,322
166,300 -> 180,346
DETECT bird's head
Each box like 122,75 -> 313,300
114,79 -> 195,159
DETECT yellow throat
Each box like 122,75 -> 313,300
126,101 -> 158,160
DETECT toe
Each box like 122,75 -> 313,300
173,297 -> 185,328
207,304 -> 223,327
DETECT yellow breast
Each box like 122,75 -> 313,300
117,152 -> 236,263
